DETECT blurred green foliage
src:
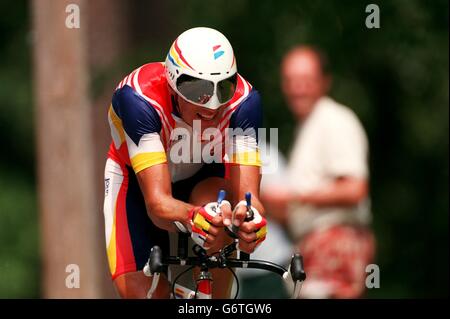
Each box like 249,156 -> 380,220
0,0 -> 39,298
0,0 -> 448,298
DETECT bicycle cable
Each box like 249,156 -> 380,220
194,283 -> 198,299
227,267 -> 240,299
171,265 -> 195,299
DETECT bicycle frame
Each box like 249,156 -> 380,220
174,267 -> 214,299
196,270 -> 213,299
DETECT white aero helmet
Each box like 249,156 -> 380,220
165,27 -> 238,110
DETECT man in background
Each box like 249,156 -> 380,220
263,46 -> 375,298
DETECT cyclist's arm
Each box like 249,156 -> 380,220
227,89 -> 264,214
136,164 -> 192,232
225,89 -> 266,245
229,164 -> 265,217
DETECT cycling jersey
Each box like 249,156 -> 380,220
107,62 -> 262,182
103,62 -> 263,280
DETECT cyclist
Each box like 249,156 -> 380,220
103,27 -> 267,298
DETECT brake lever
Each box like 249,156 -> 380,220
145,271 -> 160,299
143,258 -> 160,299
143,246 -> 166,299
292,280 -> 303,299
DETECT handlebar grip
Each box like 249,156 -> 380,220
290,254 -> 306,282
149,246 -> 164,274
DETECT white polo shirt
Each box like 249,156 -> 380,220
286,96 -> 372,240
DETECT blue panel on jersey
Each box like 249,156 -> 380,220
229,89 -> 263,140
112,85 -> 162,146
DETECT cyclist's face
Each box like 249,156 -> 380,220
172,89 -> 225,130
281,49 -> 330,120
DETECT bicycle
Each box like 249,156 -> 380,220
143,191 -> 306,299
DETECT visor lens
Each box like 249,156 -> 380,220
217,74 -> 238,104
176,74 -> 214,105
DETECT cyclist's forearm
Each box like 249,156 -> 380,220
136,164 -> 194,231
229,186 -> 263,211
145,194 -> 193,232
252,196 -> 265,216
229,164 -> 265,215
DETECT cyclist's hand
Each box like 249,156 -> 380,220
220,201 -> 233,227
232,204 -> 249,229
234,203 -> 267,254
189,202 -> 228,250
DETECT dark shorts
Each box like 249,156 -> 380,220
103,157 -> 225,280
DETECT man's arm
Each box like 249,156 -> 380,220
136,163 -> 193,232
221,88 -> 267,253
296,176 -> 368,207
262,176 -> 368,213
229,164 -> 264,219
113,87 -> 190,231
305,104 -> 369,206
226,88 -> 264,218
264,104 -> 369,210
137,163 -> 226,250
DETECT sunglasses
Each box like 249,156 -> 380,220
175,73 -> 238,109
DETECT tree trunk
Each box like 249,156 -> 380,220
33,0 -> 103,298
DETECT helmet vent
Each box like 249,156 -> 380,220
210,72 -> 221,75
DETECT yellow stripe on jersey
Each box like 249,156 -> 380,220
130,152 -> 167,173
108,105 -> 125,144
107,204 -> 117,276
230,151 -> 262,167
